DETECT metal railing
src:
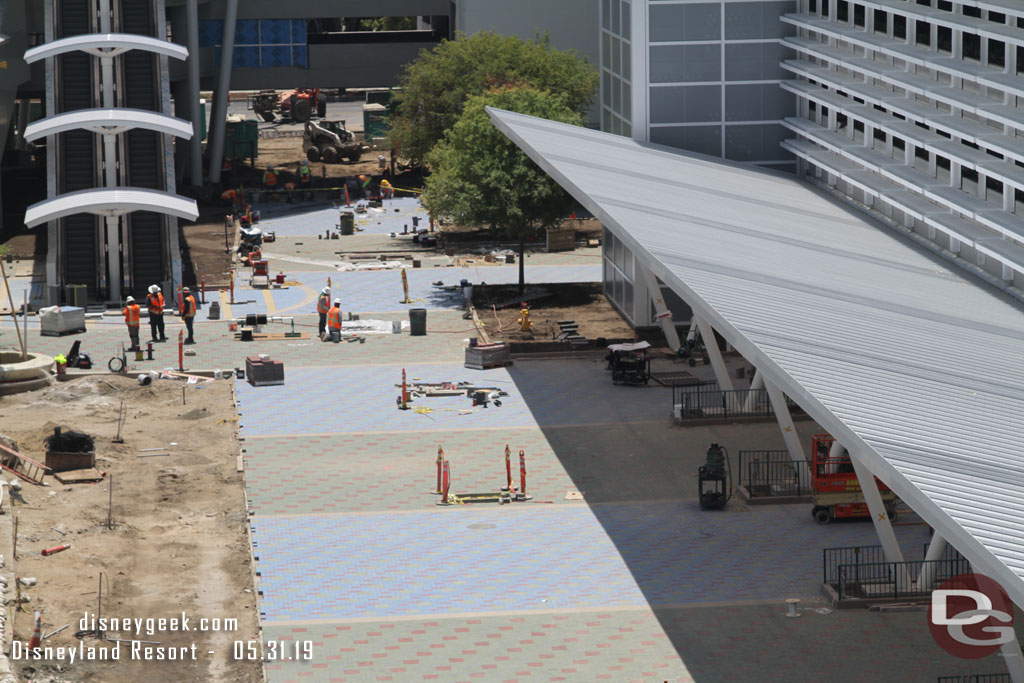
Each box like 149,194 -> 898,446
937,675 -> 1012,683
824,544 -> 965,585
672,385 -> 799,421
837,558 -> 971,601
739,450 -> 811,499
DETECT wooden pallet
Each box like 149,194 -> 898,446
0,442 -> 50,485
53,468 -> 106,484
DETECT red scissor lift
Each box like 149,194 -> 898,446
810,434 -> 896,525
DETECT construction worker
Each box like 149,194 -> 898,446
146,284 -> 167,342
358,174 -> 371,199
326,299 -> 343,343
379,178 -> 394,199
180,286 -> 197,345
316,287 -> 331,339
122,296 -> 141,351
263,164 -> 278,188
298,160 -> 312,188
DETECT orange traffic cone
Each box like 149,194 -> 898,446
27,611 -> 41,650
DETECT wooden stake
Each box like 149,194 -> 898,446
13,515 -> 18,561
107,475 -> 113,530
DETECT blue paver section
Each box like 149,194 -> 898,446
250,502 -> 931,622
227,283 -> 310,316
254,197 -> 428,236
235,364 -> 535,435
250,264 -> 601,314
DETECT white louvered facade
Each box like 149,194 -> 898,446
781,0 -> 1024,289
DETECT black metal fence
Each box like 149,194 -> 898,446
824,544 -> 966,585
836,558 -> 972,601
673,385 -> 797,421
739,450 -> 811,499
937,675 -> 1012,683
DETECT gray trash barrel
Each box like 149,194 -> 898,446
339,212 -> 355,235
409,308 -> 427,336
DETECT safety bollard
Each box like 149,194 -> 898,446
400,269 -> 410,304
344,186 -> 351,207
504,445 -> 512,491
41,544 -> 70,557
27,612 -> 41,650
441,460 -> 450,505
177,286 -> 183,312
146,342 -> 154,361
519,450 -> 527,499
435,446 -> 445,494
200,273 -> 206,304
400,368 -> 410,410
178,330 -> 184,372
229,270 -> 235,304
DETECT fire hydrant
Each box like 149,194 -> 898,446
516,307 -> 533,332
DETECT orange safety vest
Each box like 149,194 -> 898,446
123,304 -> 140,327
300,165 -> 312,183
263,170 -> 277,186
327,306 -> 342,330
181,295 -> 196,318
317,294 -> 330,314
147,292 -> 164,314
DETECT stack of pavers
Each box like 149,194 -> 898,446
556,320 -> 588,350
246,355 -> 285,386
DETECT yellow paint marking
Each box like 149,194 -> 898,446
261,289 -> 277,315
219,289 -> 233,321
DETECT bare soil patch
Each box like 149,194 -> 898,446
0,375 -> 259,682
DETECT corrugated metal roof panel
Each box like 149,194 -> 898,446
488,108 -> 1024,604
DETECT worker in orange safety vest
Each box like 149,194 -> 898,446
263,164 -> 278,187
326,299 -> 342,343
180,287 -> 197,345
122,296 -> 141,351
146,284 -> 167,342
316,287 -> 331,339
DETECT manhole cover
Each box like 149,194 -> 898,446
466,523 -> 497,529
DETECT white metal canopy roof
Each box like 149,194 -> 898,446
23,108 -> 193,141
24,188 -> 198,227
23,33 -> 188,63
487,107 -> 1024,606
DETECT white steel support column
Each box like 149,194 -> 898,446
186,0 -> 202,185
763,378 -> 806,472
742,368 -> 764,412
694,315 -> 733,391
1002,638 -> 1024,683
98,0 -> 121,303
849,453 -> 905,564
207,0 -> 238,184
916,533 -> 946,591
639,265 -> 681,351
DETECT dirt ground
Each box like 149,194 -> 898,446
0,375 -> 259,683
472,283 -> 633,344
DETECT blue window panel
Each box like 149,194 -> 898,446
260,19 -> 290,45
213,45 -> 221,66
261,45 -> 292,68
198,20 -> 223,47
235,19 -> 259,46
292,45 -> 308,68
291,20 -> 307,44
232,45 -> 260,68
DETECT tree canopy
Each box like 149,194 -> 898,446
422,86 -> 581,292
388,32 -> 598,164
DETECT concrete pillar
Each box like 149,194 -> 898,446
207,0 -> 239,184
186,0 -> 203,185
694,315 -> 733,391
98,0 -> 122,303
742,368 -> 765,413
916,533 -> 946,591
849,453 -> 905,564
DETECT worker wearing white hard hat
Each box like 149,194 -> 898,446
327,298 -> 343,343
122,296 -> 141,351
316,286 -> 331,339
146,284 -> 166,342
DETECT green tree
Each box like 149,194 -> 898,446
358,17 -> 416,32
423,87 -> 581,293
389,32 -> 597,164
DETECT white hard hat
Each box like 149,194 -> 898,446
148,284 -> 160,294
126,296 -> 135,303
321,287 -> 330,294
333,299 -> 340,305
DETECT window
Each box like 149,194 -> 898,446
649,4 -> 720,42
963,33 -> 981,62
893,15 -> 906,40
915,20 -> 930,46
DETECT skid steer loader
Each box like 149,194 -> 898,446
303,119 -> 364,163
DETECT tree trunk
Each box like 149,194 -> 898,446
518,232 -> 526,295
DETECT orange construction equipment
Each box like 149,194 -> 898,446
810,433 -> 896,524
